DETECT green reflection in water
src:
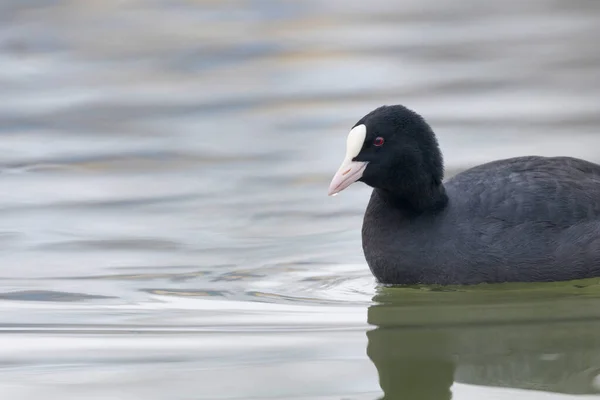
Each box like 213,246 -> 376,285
367,279 -> 600,399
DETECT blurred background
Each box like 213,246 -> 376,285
2,1 -> 600,399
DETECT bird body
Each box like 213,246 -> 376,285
363,156 -> 600,285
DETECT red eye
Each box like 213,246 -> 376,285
373,137 -> 384,147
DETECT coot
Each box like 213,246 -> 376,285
328,105 -> 600,285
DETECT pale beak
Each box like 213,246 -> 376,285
327,160 -> 368,196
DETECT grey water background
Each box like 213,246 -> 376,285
2,1 -> 600,399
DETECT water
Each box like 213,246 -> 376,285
2,0 -> 600,398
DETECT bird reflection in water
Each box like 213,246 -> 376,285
367,282 -> 600,399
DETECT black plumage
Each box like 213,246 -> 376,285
345,105 -> 600,285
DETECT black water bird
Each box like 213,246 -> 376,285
328,105 -> 600,285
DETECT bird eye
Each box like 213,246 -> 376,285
373,137 -> 385,147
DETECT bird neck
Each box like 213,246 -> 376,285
376,181 -> 448,216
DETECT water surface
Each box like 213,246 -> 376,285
2,0 -> 600,399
